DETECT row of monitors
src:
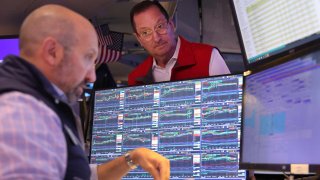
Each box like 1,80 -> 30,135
90,47 -> 320,179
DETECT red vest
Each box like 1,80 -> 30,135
128,36 -> 214,85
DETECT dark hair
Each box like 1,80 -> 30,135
130,0 -> 169,33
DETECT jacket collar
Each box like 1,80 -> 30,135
0,55 -> 65,102
134,57 -> 154,84
135,36 -> 196,84
174,36 -> 197,68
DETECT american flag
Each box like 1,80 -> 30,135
96,31 -> 124,64
95,24 -> 113,46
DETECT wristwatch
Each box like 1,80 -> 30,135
124,152 -> 138,170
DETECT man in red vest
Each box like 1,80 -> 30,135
128,0 -> 230,85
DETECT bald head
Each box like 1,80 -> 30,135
19,4 -> 96,58
17,4 -> 98,101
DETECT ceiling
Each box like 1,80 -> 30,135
0,0 -> 143,35
0,0 -> 174,83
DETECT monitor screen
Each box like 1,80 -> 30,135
0,36 -> 19,63
90,75 -> 246,179
231,0 -> 320,68
241,48 -> 320,173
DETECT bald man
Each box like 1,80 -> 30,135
0,4 -> 169,180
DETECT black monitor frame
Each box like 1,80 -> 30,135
229,0 -> 320,71
0,35 -> 18,39
240,45 -> 320,174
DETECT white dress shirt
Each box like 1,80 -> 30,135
152,37 -> 230,82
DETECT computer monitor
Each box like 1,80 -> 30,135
241,47 -> 320,174
231,0 -> 320,69
90,74 -> 246,179
0,36 -> 19,63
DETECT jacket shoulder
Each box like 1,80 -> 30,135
128,56 -> 153,85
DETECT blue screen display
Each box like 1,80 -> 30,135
90,74 -> 246,179
0,37 -> 19,63
242,49 -> 320,169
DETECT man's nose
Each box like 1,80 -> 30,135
86,67 -> 96,84
152,30 -> 161,42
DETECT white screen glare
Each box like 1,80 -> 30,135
233,0 -> 320,64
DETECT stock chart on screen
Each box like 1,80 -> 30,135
90,74 -> 246,179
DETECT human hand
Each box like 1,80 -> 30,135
130,147 -> 170,180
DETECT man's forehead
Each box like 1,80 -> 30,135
135,16 -> 166,30
135,6 -> 165,22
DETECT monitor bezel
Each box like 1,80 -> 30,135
229,0 -> 320,71
240,45 -> 320,174
0,35 -> 18,39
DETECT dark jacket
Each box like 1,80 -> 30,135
0,55 -> 91,180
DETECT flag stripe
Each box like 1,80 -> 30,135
95,31 -> 124,64
95,24 -> 112,46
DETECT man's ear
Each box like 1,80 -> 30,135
168,19 -> 176,32
41,37 -> 63,66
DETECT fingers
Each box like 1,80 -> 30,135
131,148 -> 170,180
142,157 -> 169,180
146,165 -> 161,180
148,155 -> 170,180
159,158 -> 170,180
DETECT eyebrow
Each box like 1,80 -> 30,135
156,18 -> 167,24
137,19 -> 167,31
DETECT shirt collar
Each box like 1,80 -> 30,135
152,37 -> 181,70
50,82 -> 69,103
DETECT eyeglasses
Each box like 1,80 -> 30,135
137,21 -> 169,41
